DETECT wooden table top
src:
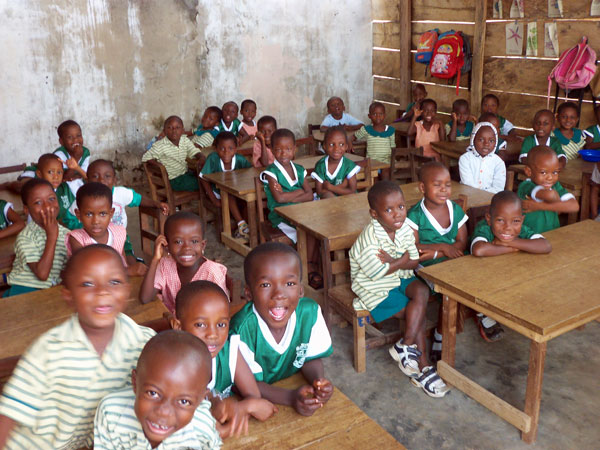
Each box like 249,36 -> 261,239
203,154 -> 388,198
0,276 -> 167,360
509,157 -> 594,192
223,373 -> 404,449
275,182 -> 493,243
419,220 -> 600,341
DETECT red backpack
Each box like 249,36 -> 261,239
429,31 -> 465,95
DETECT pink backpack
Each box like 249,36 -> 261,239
547,37 -> 597,108
429,31 -> 464,95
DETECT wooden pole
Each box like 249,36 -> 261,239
398,0 -> 412,107
470,0 -> 488,117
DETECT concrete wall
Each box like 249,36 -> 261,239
0,0 -> 372,183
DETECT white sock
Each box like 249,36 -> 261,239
477,313 -> 497,328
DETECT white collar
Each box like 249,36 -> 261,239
219,120 -> 235,132
219,156 -> 236,172
534,135 -> 551,146
253,304 -> 297,354
324,156 -> 343,180
273,159 -> 299,186
420,199 -> 454,235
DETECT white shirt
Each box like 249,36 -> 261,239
459,150 -> 506,194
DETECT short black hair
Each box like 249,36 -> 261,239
257,115 -> 277,129
527,145 -> 558,167
557,101 -> 579,116
419,161 -> 449,183
367,180 -> 403,209
214,131 -> 237,148
489,190 -> 521,216
76,182 -> 112,209
57,120 -> 81,138
452,99 -> 469,111
482,93 -> 500,105
21,178 -> 54,205
205,106 -> 222,120
413,83 -> 427,93
323,126 -> 348,144
222,101 -> 239,112
164,115 -> 183,128
62,244 -> 125,286
164,211 -> 203,240
533,109 -> 555,122
241,99 -> 256,110
421,98 -> 437,110
369,101 -> 385,114
175,280 -> 229,320
326,96 -> 343,108
37,153 -> 62,169
88,158 -> 114,174
478,112 -> 498,123
271,128 -> 295,147
244,242 -> 302,284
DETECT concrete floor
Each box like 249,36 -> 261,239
129,210 -> 600,450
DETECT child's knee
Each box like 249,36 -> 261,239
409,279 -> 430,302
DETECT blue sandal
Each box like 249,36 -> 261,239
411,366 -> 450,398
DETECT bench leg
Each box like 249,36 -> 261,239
353,316 -> 366,373
522,340 -> 547,444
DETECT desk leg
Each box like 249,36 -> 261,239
221,192 -> 231,239
522,340 -> 547,444
296,228 -> 309,286
580,173 -> 591,221
441,295 -> 457,367
247,200 -> 258,248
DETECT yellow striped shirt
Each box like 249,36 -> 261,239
191,132 -> 215,148
142,136 -> 200,180
0,314 -> 155,450
350,218 -> 419,311
354,125 -> 396,164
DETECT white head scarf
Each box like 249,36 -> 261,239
467,121 -> 498,157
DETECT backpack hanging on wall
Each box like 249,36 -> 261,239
459,31 -> 472,74
429,30 -> 465,95
415,29 -> 439,65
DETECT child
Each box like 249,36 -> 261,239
583,104 -> 600,150
584,105 -> 600,219
458,121 -> 506,193
139,211 -> 228,314
172,281 -> 277,437
471,190 -> 552,256
446,99 -> 475,141
199,131 -> 252,240
354,101 -> 396,166
216,101 -> 243,135
481,94 -> 518,141
479,112 -> 508,156
398,83 -> 427,122
320,96 -> 363,132
408,98 -> 446,161
192,105 -> 222,148
0,245 -> 156,449
231,243 -> 334,415
54,119 -> 91,181
518,145 -> 579,233
5,178 -> 69,297
311,126 -> 360,199
519,109 -> 566,165
553,101 -> 586,160
0,197 -> 24,240
350,181 -> 449,398
253,115 -> 277,168
94,330 -> 221,449
238,99 -> 258,145
142,115 -> 203,191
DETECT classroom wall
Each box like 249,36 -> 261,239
0,0 -> 372,183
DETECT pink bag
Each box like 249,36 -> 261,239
547,37 -> 597,108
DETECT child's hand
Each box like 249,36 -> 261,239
272,181 -> 283,193
65,157 -> 80,171
244,398 -> 278,421
153,235 -> 168,261
418,247 -> 437,260
442,244 -> 463,259
521,197 -> 539,213
256,130 -> 266,144
293,385 -> 322,416
40,206 -> 59,239
128,262 -> 148,277
413,107 -> 423,119
492,238 -> 520,251
536,188 -> 560,203
213,398 -> 248,438
313,378 -> 333,405
322,181 -> 332,191
158,202 -> 169,215
451,112 -> 458,122
377,249 -> 395,264
468,114 -> 478,123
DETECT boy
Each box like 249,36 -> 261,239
518,145 -> 579,233
399,83 -> 427,122
142,115 -> 203,191
0,245 -> 155,448
54,119 -> 91,181
231,243 -> 334,416
5,178 -> 69,297
471,190 -> 552,256
192,105 -> 222,149
94,330 -> 221,449
446,99 -> 475,141
216,101 -> 243,135
320,96 -> 363,132
350,181 -> 449,398
519,109 -> 565,165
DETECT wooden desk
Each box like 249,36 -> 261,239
0,235 -> 16,276
204,154 -> 388,256
223,373 -> 404,449
275,182 -> 494,283
418,221 -> 600,444
0,276 -> 167,361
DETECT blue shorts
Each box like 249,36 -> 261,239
370,276 -> 417,323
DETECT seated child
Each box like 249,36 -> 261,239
216,101 -> 244,135
518,145 -> 579,233
231,243 -> 334,415
253,115 -> 277,168
519,109 -> 566,165
354,101 -> 396,167
65,182 -> 146,276
139,211 -> 228,314
479,112 -> 508,156
350,181 -> 449,398
0,197 -> 24,240
408,98 -> 446,161
553,101 -> 586,160
481,94 -> 518,141
446,99 -> 475,141
172,281 -> 277,438
94,330 -> 221,449
458,121 -> 506,193
0,245 -> 155,449
471,190 -> 552,257
584,105 -> 600,219
311,126 -> 360,199
238,99 -> 258,145
200,131 -> 252,239
583,104 -> 600,150
142,115 -> 202,191
320,96 -> 363,132
398,83 -> 427,122
5,178 -> 69,297
192,105 -> 221,148
54,119 -> 91,181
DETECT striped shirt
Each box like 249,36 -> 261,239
7,221 -> 69,289
191,131 -> 215,148
142,136 -> 200,180
94,389 -> 221,450
65,223 -> 128,266
350,218 -> 419,311
0,314 -> 155,450
354,125 -> 396,164
552,128 -> 586,160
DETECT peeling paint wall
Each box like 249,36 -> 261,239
0,0 -> 372,183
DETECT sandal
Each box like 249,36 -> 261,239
388,341 -> 421,378
411,366 -> 450,398
476,314 -> 504,342
308,271 -> 323,290
237,220 -> 250,238
430,328 -> 442,364
233,229 -> 249,243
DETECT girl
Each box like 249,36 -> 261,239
238,99 -> 258,145
353,101 -> 395,178
553,101 -> 586,160
409,98 -> 446,161
139,211 -> 228,314
481,93 -> 518,141
311,126 -> 360,199
253,115 -> 277,168
0,198 -> 25,239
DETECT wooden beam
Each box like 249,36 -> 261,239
470,0 -> 487,116
398,0 -> 412,106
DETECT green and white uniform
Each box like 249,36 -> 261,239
215,119 -> 243,135
444,120 -> 474,141
230,299 -> 333,384
209,335 -> 240,399
0,200 -> 14,230
552,128 -> 586,160
353,125 -> 396,164
200,152 -> 251,198
310,156 -> 360,197
517,179 -> 575,233
519,135 -> 565,163
498,115 -> 514,136
470,220 -> 543,253
56,180 -> 83,230
54,146 -> 91,172
584,124 -> 600,143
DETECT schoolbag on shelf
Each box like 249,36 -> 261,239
415,29 -> 439,65
429,30 -> 465,95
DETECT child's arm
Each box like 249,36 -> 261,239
257,381 -> 322,417
377,248 -> 419,273
0,415 -> 16,448
28,208 -> 59,281
584,135 -> 600,149
68,234 -> 83,254
448,113 -> 458,141
344,123 -> 363,132
407,108 -> 422,136
414,225 -> 467,260
138,235 -> 166,304
0,207 -> 25,239
473,236 -> 551,256
522,188 -> 579,214
256,132 -> 272,167
233,353 -> 278,421
300,359 -> 333,407
437,119 -> 447,141
139,195 -> 169,215
267,177 -> 312,204
323,176 -> 357,196
200,179 -> 221,207
65,158 -> 87,180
